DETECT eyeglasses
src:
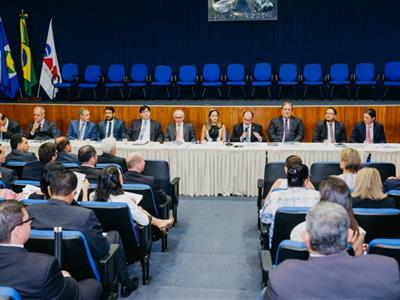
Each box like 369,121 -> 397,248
15,217 -> 35,227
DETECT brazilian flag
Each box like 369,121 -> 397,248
20,11 -> 37,96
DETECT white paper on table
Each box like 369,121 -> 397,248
73,172 -> 86,201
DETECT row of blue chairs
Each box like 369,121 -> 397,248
52,61 -> 400,100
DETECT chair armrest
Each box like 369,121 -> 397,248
52,75 -> 61,84
98,243 -> 120,295
376,74 -> 380,81
138,224 -> 152,253
261,249 -> 273,285
257,178 -> 264,209
170,177 -> 180,199
260,222 -> 271,250
159,195 -> 172,219
99,243 -> 119,265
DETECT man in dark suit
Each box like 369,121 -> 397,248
127,105 -> 163,142
98,106 -> 127,140
0,113 -> 22,140
28,106 -> 59,140
76,145 -> 101,183
55,136 -> 80,164
28,170 -> 138,297
5,134 -> 37,163
0,200 -> 101,300
265,201 -> 400,299
165,109 -> 196,142
97,137 -> 127,173
0,145 -> 17,188
312,107 -> 347,143
67,107 -> 99,141
230,110 -> 265,142
21,142 -> 56,180
350,108 -> 386,143
268,101 -> 304,142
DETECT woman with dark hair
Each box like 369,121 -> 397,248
90,166 -> 173,232
200,108 -> 226,143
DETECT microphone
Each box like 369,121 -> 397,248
225,129 -> 232,146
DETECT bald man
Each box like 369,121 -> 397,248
28,106 -> 59,140
164,110 -> 196,142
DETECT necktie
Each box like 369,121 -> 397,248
79,122 -> 86,140
106,121 -> 112,137
245,126 -> 251,143
176,125 -> 182,142
329,123 -> 335,143
283,119 -> 289,142
139,120 -> 147,140
366,125 -> 371,143
36,123 -> 41,132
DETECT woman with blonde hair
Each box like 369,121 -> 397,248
200,108 -> 226,143
337,148 -> 361,189
352,167 -> 396,208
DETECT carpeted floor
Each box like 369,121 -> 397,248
125,196 -> 261,299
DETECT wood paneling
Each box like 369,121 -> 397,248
1,103 -> 400,142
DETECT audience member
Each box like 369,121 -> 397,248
265,201 -> 400,299
55,136 -> 80,164
230,110 -> 265,142
98,106 -> 127,140
350,108 -> 386,143
67,107 -> 99,141
0,113 -> 22,140
0,144 -> 17,188
352,167 -> 396,208
0,200 -> 101,299
97,137 -> 127,173
165,109 -> 196,142
21,142 -> 56,180
5,134 -> 37,163
335,148 -> 361,190
77,145 -> 101,183
268,101 -> 304,142
127,105 -> 163,142
28,169 -> 139,296
312,107 -> 347,143
27,106 -> 59,140
200,108 -> 226,143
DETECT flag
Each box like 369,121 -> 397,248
20,11 -> 37,96
39,19 -> 60,99
0,17 -> 20,98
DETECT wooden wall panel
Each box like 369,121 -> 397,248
1,104 -> 399,142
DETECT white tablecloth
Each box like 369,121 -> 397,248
3,141 -> 400,196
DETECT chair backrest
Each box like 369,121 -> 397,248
11,179 -> 40,193
203,64 -> 221,82
368,238 -> 400,265
107,64 -> 125,83
361,162 -> 396,183
355,63 -> 375,81
0,287 -> 21,300
310,162 -> 342,190
262,162 -> 286,198
303,64 -> 322,81
61,63 -> 78,82
353,208 -> 400,243
330,63 -> 349,81
62,162 -> 80,169
5,161 -> 29,179
271,207 -> 308,264
95,163 -> 122,172
142,160 -> 172,196
178,65 -> 197,82
21,199 -> 49,205
154,65 -> 172,82
25,229 -> 100,281
130,64 -> 148,82
227,64 -> 245,81
279,64 -> 297,81
253,63 -> 271,81
83,65 -> 102,83
123,183 -> 159,217
275,240 -> 309,265
384,61 -> 400,81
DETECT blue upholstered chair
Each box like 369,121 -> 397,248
176,65 -> 197,99
151,65 -> 173,99
302,64 -> 324,99
201,64 -> 223,99
250,63 -> 272,99
354,63 -> 377,99
277,64 -> 298,99
77,65 -> 102,99
383,61 -> 400,99
327,63 -> 351,99
310,161 -> 342,190
104,64 -> 125,99
368,238 -> 400,265
226,63 -> 246,99
0,287 -> 21,300
127,64 -> 149,99
51,63 -> 79,99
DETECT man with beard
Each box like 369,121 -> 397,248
98,106 -> 127,140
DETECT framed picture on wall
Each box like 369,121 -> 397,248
208,0 -> 278,22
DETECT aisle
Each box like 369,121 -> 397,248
127,196 -> 261,299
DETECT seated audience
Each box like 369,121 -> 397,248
28,169 -> 139,296
77,145 -> 101,183
0,200 -> 101,299
21,142 -> 56,180
352,167 -> 396,208
127,105 -> 163,142
200,108 -> 226,143
335,148 -> 361,190
5,134 -> 37,163
90,166 -> 174,233
265,201 -> 400,299
350,108 -> 386,143
0,113 -> 22,140
230,110 -> 265,142
312,107 -> 347,143
268,101 -> 304,142
291,177 -> 366,256
28,106 -> 59,140
165,109 -> 196,142
98,106 -> 127,140
55,136 -> 80,164
0,144 -> 17,188
97,137 -> 127,173
67,107 -> 99,141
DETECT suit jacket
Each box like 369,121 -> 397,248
98,119 -> 127,140
350,121 -> 386,143
28,120 -> 59,140
127,119 -> 164,142
76,166 -> 101,183
0,166 -> 17,188
21,161 -> 45,180
5,149 -> 37,163
165,123 -> 196,142
97,153 -> 127,173
312,120 -> 347,142
56,151 -> 80,164
28,199 -> 109,260
230,123 -> 266,142
0,246 -> 83,300
268,116 -> 304,142
67,120 -> 99,141
266,251 -> 400,299
1,119 -> 22,139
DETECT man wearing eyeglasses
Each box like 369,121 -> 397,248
312,107 -> 347,143
0,200 -> 101,299
230,110 -> 265,142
